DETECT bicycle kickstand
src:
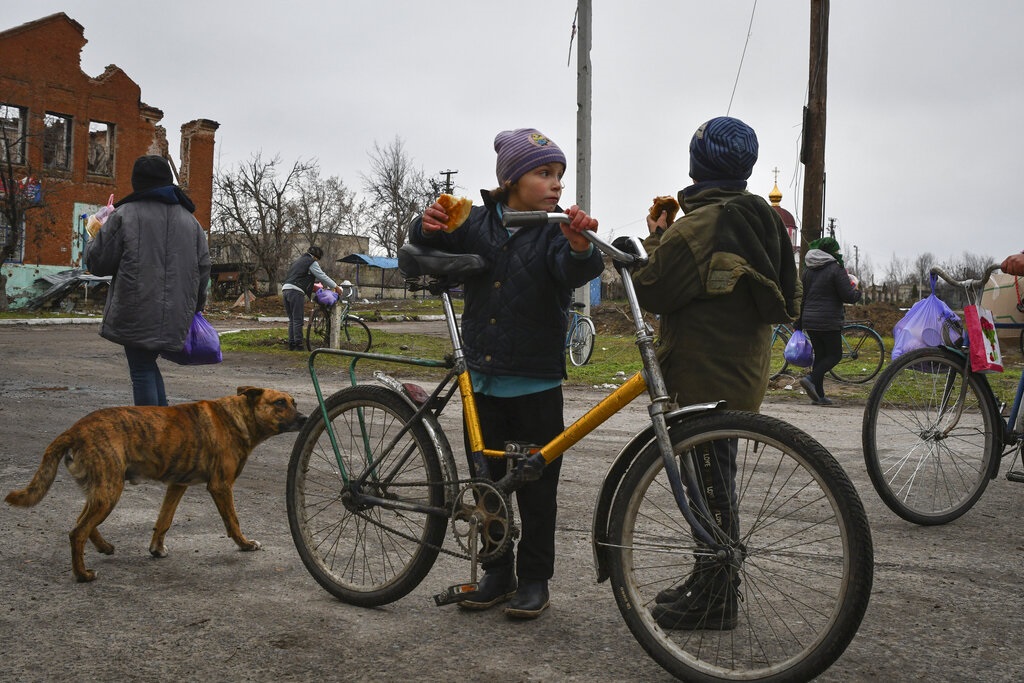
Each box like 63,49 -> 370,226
432,516 -> 481,606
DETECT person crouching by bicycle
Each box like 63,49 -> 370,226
410,128 -> 604,620
630,116 -> 801,630
282,246 -> 344,351
797,237 -> 861,405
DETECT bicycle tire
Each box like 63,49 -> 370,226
568,316 -> 596,366
286,385 -> 447,607
861,346 -> 999,525
305,305 -> 330,351
606,411 -> 873,682
339,315 -> 372,352
829,324 -> 885,384
768,325 -> 791,379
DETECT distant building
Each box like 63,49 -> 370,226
0,12 -> 218,307
768,179 -> 800,265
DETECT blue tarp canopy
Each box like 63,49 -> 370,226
337,253 -> 401,298
338,253 -> 398,269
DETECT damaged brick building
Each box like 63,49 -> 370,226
0,12 -> 218,307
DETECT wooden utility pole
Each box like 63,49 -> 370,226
575,1 -> 593,311
800,0 -> 829,263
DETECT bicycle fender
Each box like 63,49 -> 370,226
371,373 -> 460,505
590,401 -> 724,583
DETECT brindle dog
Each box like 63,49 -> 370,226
5,386 -> 306,582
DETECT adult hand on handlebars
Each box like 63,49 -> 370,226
562,205 -> 598,252
421,201 -> 448,234
1001,252 -> 1024,276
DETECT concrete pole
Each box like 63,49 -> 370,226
575,0 -> 593,313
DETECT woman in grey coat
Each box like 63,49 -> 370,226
85,155 -> 211,406
797,237 -> 861,405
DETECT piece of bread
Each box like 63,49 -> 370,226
437,194 -> 473,232
648,195 -> 680,224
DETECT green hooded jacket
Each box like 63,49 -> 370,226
632,185 -> 801,411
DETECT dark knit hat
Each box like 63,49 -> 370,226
308,245 -> 323,259
494,128 -> 566,185
688,117 -> 759,181
130,155 -> 174,192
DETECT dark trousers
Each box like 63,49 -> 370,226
283,289 -> 306,349
806,329 -> 843,398
466,386 -> 565,581
124,346 -> 167,406
685,438 -> 739,544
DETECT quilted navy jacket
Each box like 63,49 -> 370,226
409,190 -> 604,379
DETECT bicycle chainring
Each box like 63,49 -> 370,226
450,479 -> 517,562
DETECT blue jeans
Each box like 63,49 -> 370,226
124,346 -> 167,406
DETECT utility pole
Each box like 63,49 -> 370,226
575,0 -> 593,312
827,216 -> 836,239
800,0 -> 829,266
438,169 -> 458,194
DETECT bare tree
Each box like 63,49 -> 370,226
212,153 -> 313,294
958,250 -> 997,280
360,136 -> 430,257
911,252 -> 936,299
287,166 -> 366,247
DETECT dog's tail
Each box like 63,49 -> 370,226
4,431 -> 72,507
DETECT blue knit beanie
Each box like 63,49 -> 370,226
494,128 -> 566,185
688,117 -> 759,181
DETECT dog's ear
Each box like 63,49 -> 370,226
237,386 -> 264,402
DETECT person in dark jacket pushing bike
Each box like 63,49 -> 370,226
797,237 -> 861,405
410,127 -> 604,620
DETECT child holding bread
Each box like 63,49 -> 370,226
410,128 -> 603,620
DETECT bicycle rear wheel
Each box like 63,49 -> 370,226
768,326 -> 790,379
339,315 -> 372,352
862,346 -> 999,525
305,305 -> 330,351
286,385 -> 447,606
606,411 -> 873,682
568,316 -> 596,366
829,324 -> 885,384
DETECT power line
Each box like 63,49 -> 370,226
727,0 -> 759,115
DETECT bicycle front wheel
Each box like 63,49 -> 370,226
287,385 -> 447,606
829,324 -> 885,384
606,411 -> 873,682
862,346 -> 999,525
568,316 -> 596,366
339,315 -> 372,352
305,305 -> 330,351
768,326 -> 791,379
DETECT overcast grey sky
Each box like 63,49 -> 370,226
6,1 -> 1023,278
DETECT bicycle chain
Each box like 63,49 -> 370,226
347,477 -> 516,563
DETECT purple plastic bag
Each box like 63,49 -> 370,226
783,329 -> 814,367
314,288 -> 338,306
160,313 -> 223,365
891,274 -> 963,362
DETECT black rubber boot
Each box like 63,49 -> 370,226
457,566 -> 517,611
504,579 -> 549,619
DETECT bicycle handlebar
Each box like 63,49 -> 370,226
929,264 -> 1002,294
500,210 -> 648,267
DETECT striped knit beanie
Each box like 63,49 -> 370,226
688,116 -> 759,181
494,128 -> 566,185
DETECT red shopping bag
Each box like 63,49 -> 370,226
963,304 -> 1002,373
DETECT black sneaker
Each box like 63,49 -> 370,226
655,561 -> 711,604
651,570 -> 740,630
458,567 -> 517,611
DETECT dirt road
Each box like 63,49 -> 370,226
1,320 -> 1023,681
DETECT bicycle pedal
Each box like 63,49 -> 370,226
432,582 -> 479,606
1006,470 -> 1024,483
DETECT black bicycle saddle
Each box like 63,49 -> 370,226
398,243 -> 488,279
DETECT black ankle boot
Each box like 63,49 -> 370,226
505,579 -> 549,619
458,567 -> 517,611
651,568 -> 740,631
